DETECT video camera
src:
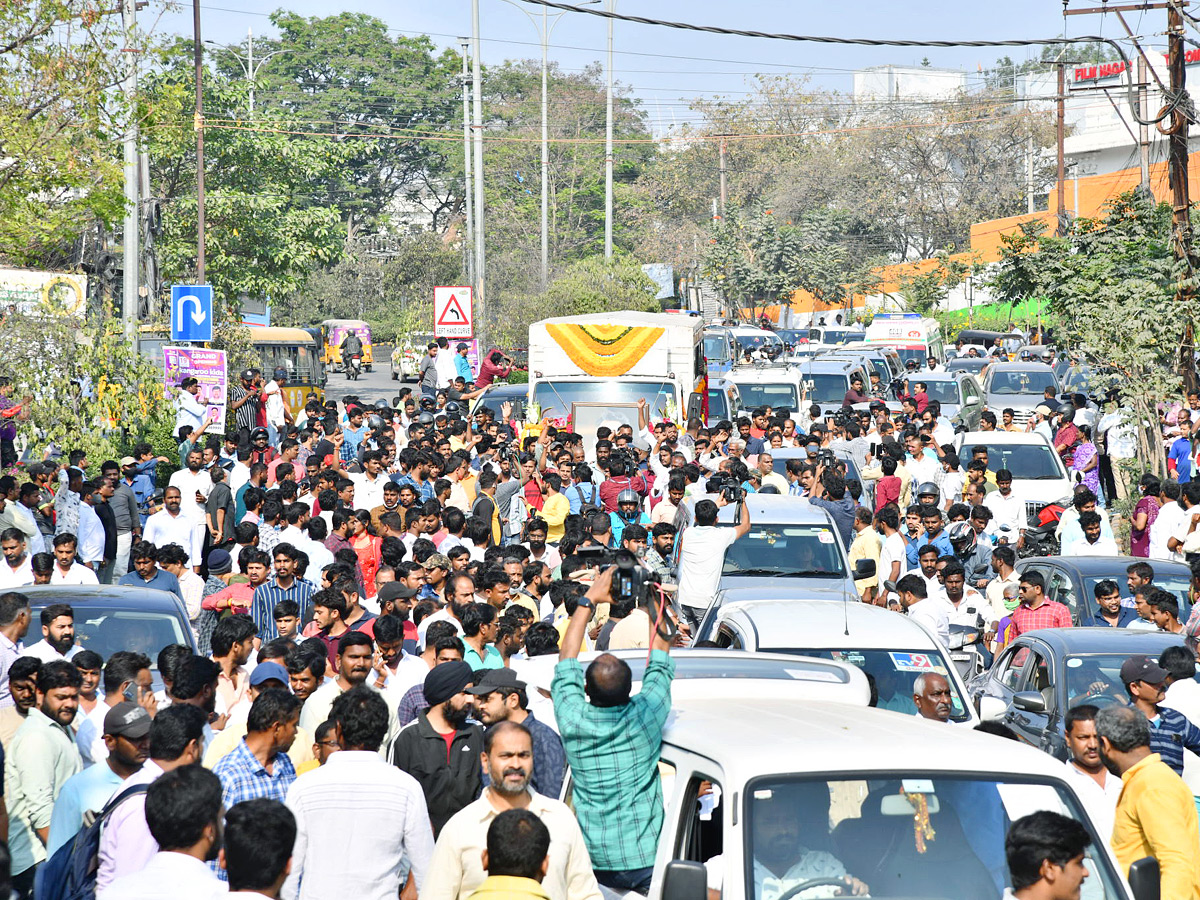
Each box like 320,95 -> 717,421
574,547 -> 664,607
707,471 -> 745,504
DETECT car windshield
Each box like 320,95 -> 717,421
921,381 -> 963,405
707,389 -> 729,420
970,442 -> 1065,480
742,775 -> 1124,900
801,373 -> 850,404
735,333 -> 783,354
704,334 -> 731,362
475,389 -> 526,423
986,369 -> 1057,396
532,380 -> 675,422
720,523 -> 846,577
32,603 -> 190,672
1062,653 -> 1158,709
811,329 -> 854,345
770,454 -> 861,486
1063,366 -> 1118,395
735,382 -> 799,412
766,648 -> 971,722
947,358 -> 988,373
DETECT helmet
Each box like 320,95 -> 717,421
616,489 -> 641,523
417,412 -> 435,426
905,359 -> 918,370
374,398 -> 389,411
272,367 -> 287,382
250,427 -> 269,442
419,397 -> 435,410
444,401 -> 462,416
1058,403 -> 1075,423
916,482 -> 939,499
367,414 -> 384,431
946,520 -> 977,554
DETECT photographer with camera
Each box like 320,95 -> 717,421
598,447 -> 649,514
808,464 -> 858,549
676,492 -> 751,624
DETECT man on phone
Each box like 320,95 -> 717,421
75,650 -> 154,766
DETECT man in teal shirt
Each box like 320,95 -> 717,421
552,567 -> 675,895
46,701 -> 149,853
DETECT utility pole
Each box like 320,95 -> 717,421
459,39 -> 475,287
1026,133 -> 1035,215
192,0 -> 205,284
1137,55 -> 1150,189
1167,1 -> 1196,389
718,136 -> 728,219
603,0 -> 615,259
540,2 -> 552,287
247,28 -> 254,116
471,0 -> 486,352
121,0 -> 139,345
1056,62 -> 1066,236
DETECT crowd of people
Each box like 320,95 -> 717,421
0,337 -> 1196,900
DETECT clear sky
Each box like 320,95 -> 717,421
144,0 -> 1164,132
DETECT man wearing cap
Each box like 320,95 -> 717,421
454,342 -> 473,383
1120,654 -> 1200,776
202,662 -> 315,770
470,668 -> 565,800
392,659 -> 483,837
46,701 -> 149,854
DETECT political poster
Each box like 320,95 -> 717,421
164,346 -> 228,429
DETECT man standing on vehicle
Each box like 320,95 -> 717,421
553,566 -> 675,896
675,497 -> 750,625
1120,654 -> 1200,777
1095,704 -> 1200,896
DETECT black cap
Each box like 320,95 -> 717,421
1120,655 -> 1168,685
466,668 -> 526,695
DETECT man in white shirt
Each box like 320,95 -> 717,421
143,487 -> 202,572
676,496 -> 751,623
76,487 -> 107,569
0,528 -> 34,588
284,685 -> 435,900
1065,511 -> 1119,557
983,469 -> 1024,540
262,369 -> 292,444
1059,705 -> 1121,842
346,452 -> 388,512
22,602 -> 82,663
169,450 -> 212,567
1150,481 -> 1186,561
50,533 -> 99,585
874,507 -> 907,586
897,573 -> 949,646
100,764 -> 226,900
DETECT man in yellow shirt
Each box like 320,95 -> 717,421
1095,704 -> 1200,897
467,808 -> 554,900
539,473 -> 569,544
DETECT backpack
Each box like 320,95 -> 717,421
573,483 -> 601,517
35,782 -> 150,900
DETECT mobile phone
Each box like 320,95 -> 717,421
123,682 -> 139,703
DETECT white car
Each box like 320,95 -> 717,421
698,596 -> 979,725
954,430 -> 1073,522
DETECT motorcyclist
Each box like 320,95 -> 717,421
947,520 -> 993,590
340,330 -> 364,374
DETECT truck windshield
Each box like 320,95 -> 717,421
741,775 -> 1123,900
532,380 -> 675,421
735,383 -> 798,412
704,335 -> 731,363
802,373 -> 850,404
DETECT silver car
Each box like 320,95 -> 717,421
981,362 -> 1060,426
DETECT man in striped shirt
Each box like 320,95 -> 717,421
252,544 -> 314,641
1121,654 -> 1200,776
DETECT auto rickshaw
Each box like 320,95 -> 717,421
321,319 -> 373,372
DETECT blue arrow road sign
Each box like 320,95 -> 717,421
170,285 -> 213,343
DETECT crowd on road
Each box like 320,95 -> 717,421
1,333 -> 1200,900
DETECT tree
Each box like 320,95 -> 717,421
0,0 -> 131,269
0,311 -> 169,463
988,191 -> 1185,474
142,39 -> 350,316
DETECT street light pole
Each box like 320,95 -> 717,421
192,0 -> 205,283
206,28 -> 292,119
540,3 -> 551,288
460,38 -> 475,287
604,0 -> 615,259
471,0 -> 486,352
121,0 -> 139,345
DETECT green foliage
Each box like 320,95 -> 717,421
0,312 -> 170,462
491,254 -> 658,346
988,190 -> 1187,472
894,250 -> 980,316
0,0 -> 130,268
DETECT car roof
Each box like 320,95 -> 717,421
717,599 -> 940,650
797,359 -> 861,372
1016,555 -> 1193,578
715,494 -> 834,524
957,430 -> 1052,445
663,697 -> 1069,783
20,584 -> 189,610
985,362 -> 1055,373
1012,626 -> 1185,654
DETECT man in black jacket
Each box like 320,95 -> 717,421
392,659 -> 483,836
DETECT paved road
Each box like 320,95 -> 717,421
325,344 -> 409,407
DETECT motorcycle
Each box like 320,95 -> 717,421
346,353 -> 362,381
1017,500 -> 1065,558
947,623 -> 986,681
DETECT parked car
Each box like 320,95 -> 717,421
21,585 -> 197,690
1014,555 -> 1193,626
952,431 -> 1073,525
714,494 -> 871,592
968,627 -> 1184,759
698,596 -> 978,724
980,361 -> 1060,425
945,355 -> 991,376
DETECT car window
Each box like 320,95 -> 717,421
60,607 -> 191,666
675,774 -> 724,866
996,646 -> 1029,690
1047,570 -> 1078,621
1018,649 -> 1054,708
714,623 -> 745,650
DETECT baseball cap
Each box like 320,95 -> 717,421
424,553 -> 452,571
104,701 -> 152,739
466,667 -> 526,695
1119,655 -> 1168,685
249,661 -> 290,688
1034,404 -> 1054,417
119,456 -> 137,468
378,582 -> 419,604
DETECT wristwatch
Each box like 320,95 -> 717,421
577,596 -> 594,610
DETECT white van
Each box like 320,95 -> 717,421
864,313 -> 947,369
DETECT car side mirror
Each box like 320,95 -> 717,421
853,558 -> 876,580
978,695 -> 1008,721
1012,690 -> 1046,713
1129,857 -> 1160,900
661,860 -> 706,900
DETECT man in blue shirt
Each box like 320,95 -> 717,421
46,701 -> 149,853
117,541 -> 183,600
1122,654 -> 1200,775
1169,419 -> 1193,484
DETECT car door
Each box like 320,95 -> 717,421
959,377 -> 982,429
1003,643 -> 1057,752
1044,566 -> 1081,624
977,641 -> 1031,711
